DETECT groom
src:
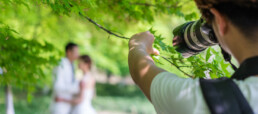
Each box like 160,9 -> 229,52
52,42 -> 81,114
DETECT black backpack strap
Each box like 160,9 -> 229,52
200,78 -> 254,114
231,56 -> 258,80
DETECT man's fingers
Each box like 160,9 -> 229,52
173,36 -> 182,46
173,42 -> 179,46
152,48 -> 160,55
173,36 -> 179,41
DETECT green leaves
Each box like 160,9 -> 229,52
150,28 -> 234,79
38,0 -> 199,23
206,47 -> 213,62
151,28 -> 167,51
0,24 -> 59,92
0,24 -> 18,39
0,0 -> 235,96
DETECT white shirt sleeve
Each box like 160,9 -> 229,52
150,72 -> 209,114
54,65 -> 79,95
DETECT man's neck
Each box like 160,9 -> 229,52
232,42 -> 258,64
66,56 -> 73,63
227,29 -> 258,64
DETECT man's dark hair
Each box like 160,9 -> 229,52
195,0 -> 258,38
65,42 -> 78,52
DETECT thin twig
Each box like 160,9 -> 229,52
79,13 -> 130,40
79,13 -> 193,78
130,2 -> 179,9
161,56 -> 194,78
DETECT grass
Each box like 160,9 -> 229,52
0,84 -> 156,114
93,96 -> 155,114
0,94 -> 52,114
0,95 -> 155,114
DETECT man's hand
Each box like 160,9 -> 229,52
55,97 -> 65,102
128,31 -> 165,101
129,31 -> 159,55
55,96 -> 82,105
173,36 -> 183,47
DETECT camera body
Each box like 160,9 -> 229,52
173,19 -> 218,57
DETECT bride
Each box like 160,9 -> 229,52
57,55 -> 96,114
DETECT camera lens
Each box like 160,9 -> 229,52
173,19 -> 218,58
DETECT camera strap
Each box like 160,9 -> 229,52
231,56 -> 258,80
220,46 -> 237,71
200,56 -> 258,114
200,78 -> 254,114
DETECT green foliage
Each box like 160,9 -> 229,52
0,0 -> 235,96
42,0 -> 197,22
151,29 -> 234,78
0,24 -> 59,94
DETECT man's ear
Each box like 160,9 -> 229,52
210,8 -> 227,36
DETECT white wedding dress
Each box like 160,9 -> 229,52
71,74 -> 96,114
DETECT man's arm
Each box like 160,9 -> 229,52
56,86 -> 84,105
55,80 -> 86,104
128,31 -> 165,101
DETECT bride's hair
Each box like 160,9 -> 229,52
79,55 -> 92,70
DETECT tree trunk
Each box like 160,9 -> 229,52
5,85 -> 15,114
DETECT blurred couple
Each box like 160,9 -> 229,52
52,43 -> 96,114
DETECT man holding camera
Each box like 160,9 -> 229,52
128,0 -> 258,113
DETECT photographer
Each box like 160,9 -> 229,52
128,0 -> 258,113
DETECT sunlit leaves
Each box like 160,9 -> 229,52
151,28 -> 234,78
0,0 -> 235,92
0,24 -> 58,92
39,0 -> 198,23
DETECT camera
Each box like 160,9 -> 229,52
173,19 -> 218,58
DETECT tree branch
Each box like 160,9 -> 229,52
130,2 -> 179,9
79,13 -> 193,78
79,13 -> 130,40
161,56 -> 194,78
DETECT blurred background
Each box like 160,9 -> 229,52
0,0 -> 201,114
